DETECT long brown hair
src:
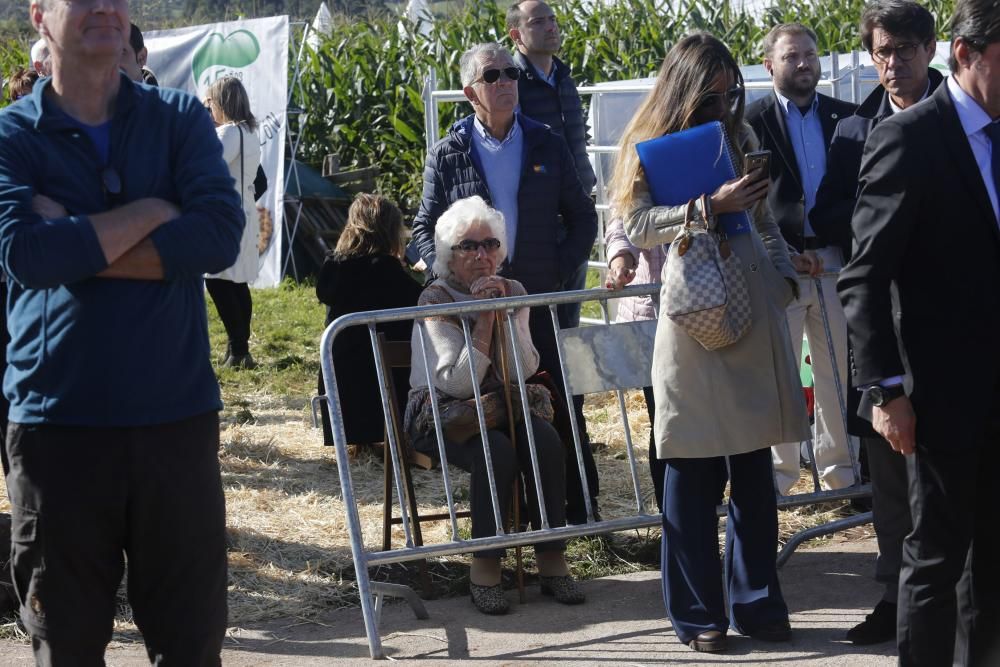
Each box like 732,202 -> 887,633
608,33 -> 745,214
205,76 -> 258,132
334,193 -> 404,260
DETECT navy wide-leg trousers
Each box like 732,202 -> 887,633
660,447 -> 788,644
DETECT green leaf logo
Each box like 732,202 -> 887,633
192,30 -> 261,85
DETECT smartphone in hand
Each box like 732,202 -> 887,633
744,150 -> 771,179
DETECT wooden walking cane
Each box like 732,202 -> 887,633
494,309 -> 526,604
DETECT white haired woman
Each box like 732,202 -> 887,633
403,196 -> 584,615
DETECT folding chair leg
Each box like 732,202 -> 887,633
400,452 -> 433,597
382,441 -> 393,552
514,478 -> 525,604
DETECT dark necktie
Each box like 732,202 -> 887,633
986,120 -> 1000,219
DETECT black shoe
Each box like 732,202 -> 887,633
566,499 -> 601,525
688,630 -> 727,652
846,600 -> 896,645
748,620 -> 792,642
223,353 -> 257,370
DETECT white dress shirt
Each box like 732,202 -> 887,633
947,75 -> 999,222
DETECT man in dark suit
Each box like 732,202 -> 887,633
810,0 -> 940,645
838,1 -> 1000,663
747,23 -> 859,496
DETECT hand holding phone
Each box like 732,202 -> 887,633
743,150 -> 771,180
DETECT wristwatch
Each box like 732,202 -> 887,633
865,384 -> 905,407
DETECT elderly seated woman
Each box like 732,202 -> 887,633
404,196 -> 584,615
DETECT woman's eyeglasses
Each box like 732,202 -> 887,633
698,86 -> 744,113
871,43 -> 919,64
476,67 -> 521,85
451,238 -> 502,254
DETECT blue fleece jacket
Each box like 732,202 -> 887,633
0,74 -> 243,426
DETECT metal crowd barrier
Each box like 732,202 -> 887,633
319,284 -> 870,659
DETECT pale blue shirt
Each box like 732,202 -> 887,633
947,75 -> 999,222
471,115 -> 523,258
775,91 -> 826,234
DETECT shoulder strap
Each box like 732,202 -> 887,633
238,125 -> 245,209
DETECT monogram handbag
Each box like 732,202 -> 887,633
661,195 -> 752,351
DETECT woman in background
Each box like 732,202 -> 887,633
203,76 -> 262,369
608,33 -> 808,653
316,193 -> 423,448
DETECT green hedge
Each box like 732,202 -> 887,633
294,0 -> 955,211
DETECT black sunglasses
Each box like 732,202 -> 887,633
871,43 -> 920,64
451,237 -> 502,253
102,166 -> 122,206
699,86 -> 744,111
477,67 -> 521,84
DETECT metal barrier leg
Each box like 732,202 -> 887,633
777,511 -> 873,568
371,582 -> 430,621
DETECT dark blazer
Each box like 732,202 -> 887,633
316,254 -> 424,446
838,82 -> 1000,451
746,91 -> 857,251
811,69 -> 944,437
811,68 -> 945,262
411,113 -> 598,296
513,51 -> 596,193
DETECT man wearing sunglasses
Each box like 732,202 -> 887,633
810,1 -> 941,646
411,42 -> 600,525
746,23 -> 859,499
0,0 -> 243,662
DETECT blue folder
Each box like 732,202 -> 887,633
634,121 -> 751,237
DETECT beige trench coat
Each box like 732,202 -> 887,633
623,124 -> 809,460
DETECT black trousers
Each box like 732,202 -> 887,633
863,435 -> 911,604
4,412 -> 228,666
423,415 -> 567,559
205,278 -> 252,356
897,417 -> 1000,666
642,386 -> 666,513
527,306 -> 599,522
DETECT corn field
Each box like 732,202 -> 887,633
294,0 -> 956,211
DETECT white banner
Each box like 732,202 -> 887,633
144,16 -> 289,287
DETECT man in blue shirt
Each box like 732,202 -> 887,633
0,0 -> 242,661
411,43 -> 599,526
746,23 -> 858,497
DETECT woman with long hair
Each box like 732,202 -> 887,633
608,33 -> 808,653
203,76 -> 262,369
315,193 -> 423,447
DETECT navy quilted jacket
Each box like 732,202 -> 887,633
513,51 -> 596,193
411,113 -> 597,296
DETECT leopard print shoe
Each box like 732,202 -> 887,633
470,583 -> 509,615
539,575 -> 586,605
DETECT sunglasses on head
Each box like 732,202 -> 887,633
477,67 -> 521,84
451,237 -> 502,254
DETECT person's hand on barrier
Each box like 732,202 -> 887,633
32,194 -> 67,220
791,250 -> 823,276
605,255 -> 636,290
709,170 -> 769,214
872,395 -> 916,455
470,275 -> 509,300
